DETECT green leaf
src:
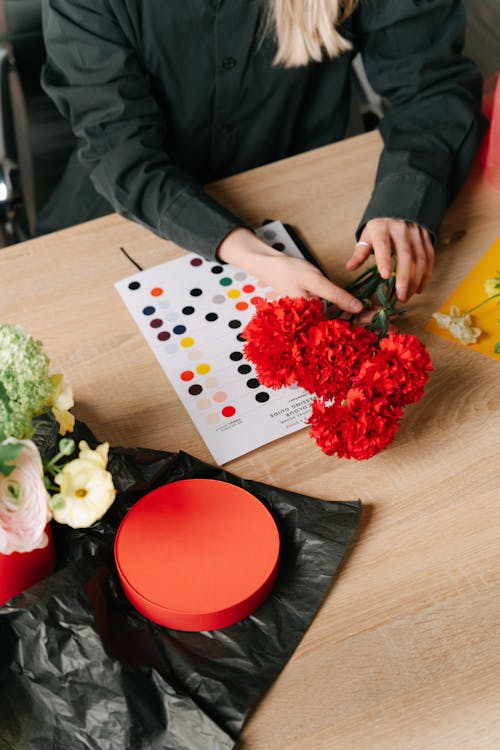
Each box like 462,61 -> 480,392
494,342 -> 500,354
376,282 -> 388,307
0,442 -> 23,477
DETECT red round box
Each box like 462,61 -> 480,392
114,479 -> 280,631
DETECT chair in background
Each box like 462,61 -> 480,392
0,0 -> 74,244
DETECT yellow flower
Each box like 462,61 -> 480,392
50,441 -> 116,528
483,275 -> 500,298
432,305 -> 481,345
50,373 -> 75,435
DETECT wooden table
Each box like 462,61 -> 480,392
1,131 -> 499,750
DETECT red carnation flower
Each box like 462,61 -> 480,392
243,297 -> 324,388
295,319 -> 378,400
308,389 -> 402,460
353,331 -> 432,407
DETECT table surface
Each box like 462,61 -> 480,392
1,130 -> 499,750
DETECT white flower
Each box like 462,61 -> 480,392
50,441 -> 116,528
0,439 -> 51,554
432,305 -> 481,345
50,373 -> 75,435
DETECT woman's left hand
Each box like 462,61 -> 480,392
346,218 -> 435,302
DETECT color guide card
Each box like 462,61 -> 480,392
115,222 -> 315,464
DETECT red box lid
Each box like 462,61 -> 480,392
114,479 -> 280,631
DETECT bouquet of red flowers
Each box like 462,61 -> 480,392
243,265 -> 432,460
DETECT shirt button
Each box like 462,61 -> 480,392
222,56 -> 237,70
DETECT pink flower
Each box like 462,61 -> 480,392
0,439 -> 51,554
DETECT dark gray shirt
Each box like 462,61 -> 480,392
41,0 -> 484,259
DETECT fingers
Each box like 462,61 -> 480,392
357,219 -> 435,302
310,273 -> 364,314
346,239 -> 372,271
391,222 -> 433,301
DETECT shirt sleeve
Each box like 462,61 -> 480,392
354,0 -> 486,243
41,0 -> 245,260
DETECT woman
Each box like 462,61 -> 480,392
41,0 -> 484,312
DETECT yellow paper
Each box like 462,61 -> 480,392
425,235 -> 500,361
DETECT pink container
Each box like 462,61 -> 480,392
478,72 -> 500,190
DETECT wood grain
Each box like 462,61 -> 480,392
1,130 -> 499,749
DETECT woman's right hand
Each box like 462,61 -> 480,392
217,228 -> 363,315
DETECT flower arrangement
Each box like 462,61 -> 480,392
0,324 -> 116,555
243,264 -> 432,460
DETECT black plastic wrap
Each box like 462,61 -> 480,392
0,420 -> 362,749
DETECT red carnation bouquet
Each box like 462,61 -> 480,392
243,264 -> 432,460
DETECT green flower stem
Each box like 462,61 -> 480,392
326,259 -> 403,339
46,450 -> 66,470
463,292 -> 500,317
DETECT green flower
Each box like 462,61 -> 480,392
0,324 -> 56,440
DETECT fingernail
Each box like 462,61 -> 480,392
350,300 -> 364,313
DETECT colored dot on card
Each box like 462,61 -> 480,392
263,229 -> 276,240
142,306 -> 155,315
150,287 -> 163,296
181,337 -> 194,347
188,349 -> 203,361
250,296 -> 262,305
272,242 -> 285,251
247,378 -> 260,389
173,324 -> 187,335
256,392 -> 270,403
228,319 -> 241,329
197,398 -> 212,411
222,406 -> 236,418
211,265 -> 224,274
205,376 -> 219,388
182,306 -> 195,315
205,312 -> 218,322
213,295 -> 226,304
238,364 -> 251,375
191,257 -> 203,267
190,288 -> 203,297
234,271 -> 247,281
220,277 -> 232,287
242,284 -> 255,293
197,363 -> 211,375
180,370 -> 195,382
157,331 -> 170,341
230,351 -> 243,361
189,384 -> 203,396
237,333 -> 246,342
150,319 -> 163,328
128,281 -> 141,290
213,391 -> 227,403
235,302 -> 248,311
205,413 -> 220,425
227,289 -> 240,299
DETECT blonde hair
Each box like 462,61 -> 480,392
268,0 -> 358,68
